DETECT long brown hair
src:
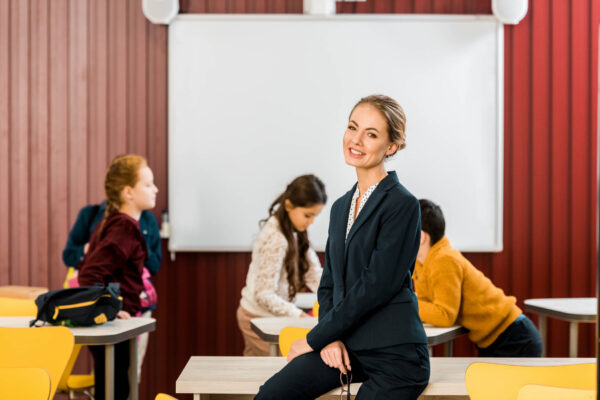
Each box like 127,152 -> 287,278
263,175 -> 327,300
95,154 -> 147,240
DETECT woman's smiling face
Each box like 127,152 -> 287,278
343,103 -> 398,171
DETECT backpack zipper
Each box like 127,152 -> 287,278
52,294 -> 121,319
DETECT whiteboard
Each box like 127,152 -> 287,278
168,14 -> 503,252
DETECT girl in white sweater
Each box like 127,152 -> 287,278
237,174 -> 327,356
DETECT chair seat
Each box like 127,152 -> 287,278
67,373 -> 94,390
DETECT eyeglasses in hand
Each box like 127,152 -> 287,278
339,370 -> 352,400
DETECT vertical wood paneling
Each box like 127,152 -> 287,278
530,0 -> 551,299
147,19 -> 168,213
10,0 -> 29,283
510,5 -> 532,303
548,0 -> 573,358
88,0 -> 109,202
48,0 -> 69,290
570,0 -> 595,353
68,0 -> 88,223
0,0 -> 11,284
108,0 -> 127,156
126,0 -> 147,156
1,0 -> 599,398
30,0 -> 49,287
570,0 -> 591,297
590,0 -> 600,299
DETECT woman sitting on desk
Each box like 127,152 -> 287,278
256,95 -> 430,400
237,174 -> 327,356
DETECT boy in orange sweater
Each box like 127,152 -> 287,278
413,199 -> 542,356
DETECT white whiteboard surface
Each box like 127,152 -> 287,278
168,14 -> 503,252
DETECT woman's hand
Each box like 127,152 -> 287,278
116,310 -> 131,319
320,340 -> 351,374
287,337 -> 313,362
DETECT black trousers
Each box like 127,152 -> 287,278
477,314 -> 543,357
255,343 -> 430,400
89,341 -> 131,400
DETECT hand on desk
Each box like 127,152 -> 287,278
117,310 -> 131,319
287,338 -> 313,362
320,340 -> 351,374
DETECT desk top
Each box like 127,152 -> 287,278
176,356 -> 593,399
0,316 -> 156,345
250,317 -> 467,346
294,292 -> 317,311
524,298 -> 596,322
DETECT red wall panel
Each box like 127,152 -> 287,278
0,0 -> 598,398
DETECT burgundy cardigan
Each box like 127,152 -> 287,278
78,211 -> 147,314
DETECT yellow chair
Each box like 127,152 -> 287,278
465,362 -> 596,400
155,394 -> 179,400
312,301 -> 319,317
0,327 -> 74,399
56,344 -> 95,399
0,367 -> 51,400
278,326 -> 311,357
0,295 -> 94,398
517,384 -> 596,400
0,297 -> 37,316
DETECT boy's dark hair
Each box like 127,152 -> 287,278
419,199 -> 445,245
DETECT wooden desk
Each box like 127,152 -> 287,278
176,356 -> 593,399
0,285 -> 48,299
250,317 -> 467,357
0,316 -> 156,400
524,298 -> 595,357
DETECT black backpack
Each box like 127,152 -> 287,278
30,283 -> 123,327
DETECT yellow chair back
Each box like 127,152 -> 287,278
312,301 -> 319,317
0,327 -> 74,399
155,394 -> 179,400
0,367 -> 51,400
465,362 -> 595,400
0,297 -> 37,316
279,326 -> 311,357
517,384 -> 596,400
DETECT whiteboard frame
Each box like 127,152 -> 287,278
168,14 -> 504,252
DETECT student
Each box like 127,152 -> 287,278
62,200 -> 162,276
62,199 -> 161,381
237,174 -> 326,356
256,95 -> 430,400
413,199 -> 542,357
78,154 -> 159,400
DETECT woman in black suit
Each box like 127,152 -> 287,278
256,95 -> 430,400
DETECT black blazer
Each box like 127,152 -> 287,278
306,171 -> 427,351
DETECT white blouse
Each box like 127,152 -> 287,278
346,182 -> 379,240
240,216 -> 322,317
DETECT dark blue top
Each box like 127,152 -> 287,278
306,171 -> 427,351
62,201 -> 162,275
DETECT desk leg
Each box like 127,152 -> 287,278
269,343 -> 278,357
129,337 -> 139,400
538,315 -> 547,357
427,346 -> 432,357
105,344 -> 115,400
442,341 -> 453,357
569,322 -> 578,357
